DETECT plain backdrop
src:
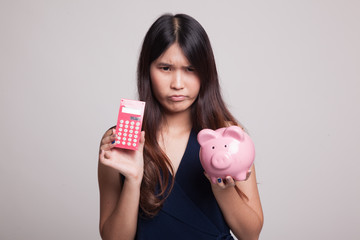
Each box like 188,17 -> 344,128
1,0 -> 359,239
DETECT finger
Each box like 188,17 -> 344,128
138,131 -> 146,152
101,128 -> 115,143
101,133 -> 116,145
99,150 -> 111,166
139,131 -> 145,144
100,155 -> 116,169
105,128 -> 115,137
104,150 -> 112,159
101,136 -> 117,151
216,177 -> 226,189
225,176 -> 236,187
100,150 -> 121,171
100,142 -> 115,151
102,127 -> 116,141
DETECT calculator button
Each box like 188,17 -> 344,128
129,134 -> 133,137
135,127 -> 139,130
125,121 -> 129,124
123,133 -> 127,136
129,130 -> 133,133
130,126 -> 134,129
136,122 -> 140,126
123,137 -> 126,140
135,131 -> 139,134
133,139 -> 137,142
122,141 -> 126,145
125,125 -> 128,128
120,124 -> 123,127
124,129 -> 128,132
133,143 -> 136,147
128,138 -> 132,141
134,135 -> 138,139
127,142 -> 131,146
131,121 -> 135,125
119,128 -> 122,132
120,120 -> 124,123
117,132 -> 121,136
116,141 -> 120,144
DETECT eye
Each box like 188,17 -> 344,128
186,67 -> 195,72
212,146 -> 215,149
224,145 -> 227,148
161,66 -> 170,71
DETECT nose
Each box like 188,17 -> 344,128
170,71 -> 184,90
211,152 -> 232,170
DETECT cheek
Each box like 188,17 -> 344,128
150,69 -> 160,90
150,72 -> 166,99
149,67 -> 157,86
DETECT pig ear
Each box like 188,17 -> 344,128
197,129 -> 218,146
223,126 -> 245,141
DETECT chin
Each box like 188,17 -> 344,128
162,99 -> 196,114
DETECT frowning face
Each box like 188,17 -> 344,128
150,43 -> 201,115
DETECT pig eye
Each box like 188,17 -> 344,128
212,146 -> 215,149
224,145 -> 227,148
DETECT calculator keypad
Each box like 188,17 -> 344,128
116,120 -> 140,148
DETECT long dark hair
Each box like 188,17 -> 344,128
137,13 -> 238,217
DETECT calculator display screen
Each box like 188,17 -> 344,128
122,107 -> 141,115
130,116 -> 140,121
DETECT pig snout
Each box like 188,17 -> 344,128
211,151 -> 232,170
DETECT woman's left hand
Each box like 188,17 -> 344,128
204,171 -> 251,191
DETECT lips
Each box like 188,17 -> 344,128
169,95 -> 186,102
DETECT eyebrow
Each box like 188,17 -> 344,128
156,62 -> 194,68
156,62 -> 172,67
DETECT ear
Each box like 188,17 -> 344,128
197,129 -> 218,146
223,126 -> 245,141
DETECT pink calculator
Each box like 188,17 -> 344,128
114,99 -> 146,150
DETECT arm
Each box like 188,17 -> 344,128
98,128 -> 145,240
209,165 -> 263,240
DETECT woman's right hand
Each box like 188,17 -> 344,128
99,128 -> 145,185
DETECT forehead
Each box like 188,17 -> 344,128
154,43 -> 190,65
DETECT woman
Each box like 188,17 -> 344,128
98,13 -> 263,240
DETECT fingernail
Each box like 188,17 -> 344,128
111,140 -> 115,144
217,178 -> 222,183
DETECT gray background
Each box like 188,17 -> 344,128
1,0 -> 359,239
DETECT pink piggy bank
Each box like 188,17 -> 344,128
197,126 -> 255,184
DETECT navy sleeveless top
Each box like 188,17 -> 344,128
135,130 -> 234,240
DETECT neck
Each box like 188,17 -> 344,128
160,109 -> 192,135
